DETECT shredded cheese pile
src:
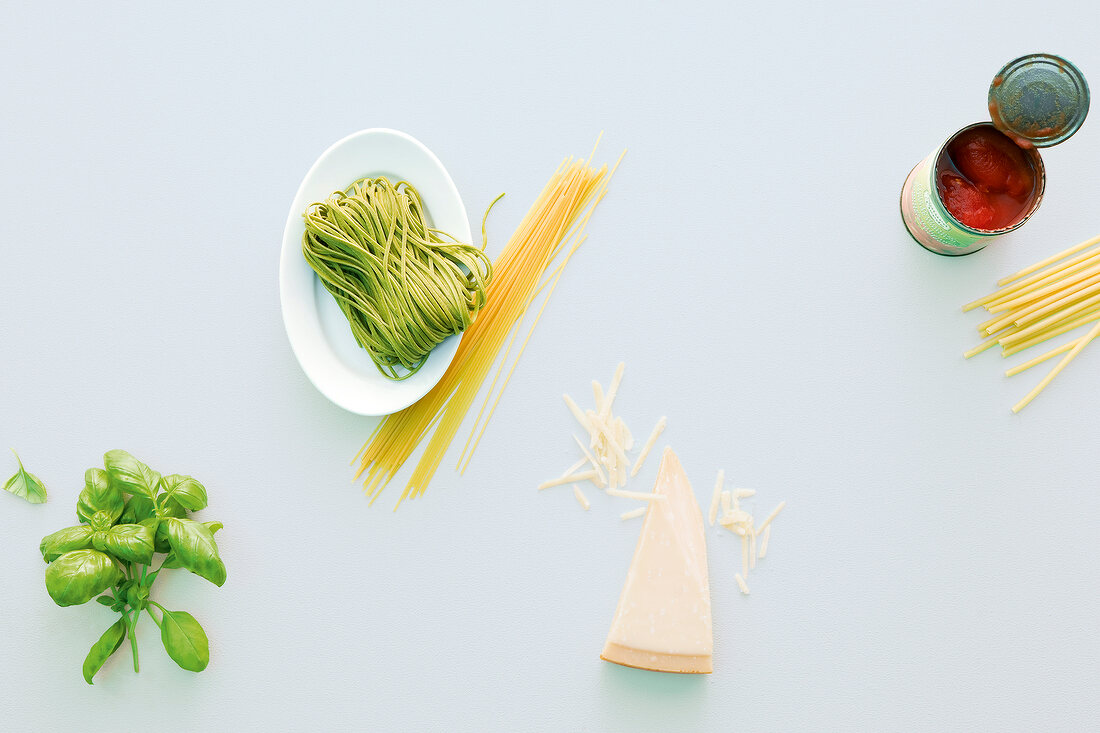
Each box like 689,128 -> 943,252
708,472 -> 786,596
541,363 -> 788,597
538,362 -> 666,512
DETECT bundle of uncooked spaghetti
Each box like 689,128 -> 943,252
964,233 -> 1100,412
355,142 -> 621,507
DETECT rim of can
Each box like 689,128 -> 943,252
988,53 -> 1089,148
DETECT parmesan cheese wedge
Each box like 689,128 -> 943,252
601,447 -> 713,674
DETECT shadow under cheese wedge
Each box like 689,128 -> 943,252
601,447 -> 713,674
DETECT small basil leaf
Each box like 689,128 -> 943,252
103,450 -> 160,499
95,595 -> 115,608
144,517 -> 172,554
159,474 -> 207,512
40,525 -> 94,562
165,518 -> 226,586
76,469 -> 123,526
3,450 -> 47,504
82,617 -> 127,684
156,494 -> 188,520
203,521 -> 224,535
102,523 -> 154,564
119,495 -> 156,525
159,609 -> 209,672
45,550 -> 123,607
125,582 -> 149,610
90,511 -> 117,533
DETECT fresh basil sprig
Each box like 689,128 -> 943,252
40,450 -> 226,683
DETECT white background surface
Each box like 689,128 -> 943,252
1,2 -> 1098,731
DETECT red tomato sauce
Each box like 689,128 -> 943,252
936,124 -> 1038,231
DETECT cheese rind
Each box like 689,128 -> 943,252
599,643 -> 711,674
601,447 -> 713,674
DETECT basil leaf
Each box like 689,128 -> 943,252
82,617 -> 127,684
203,521 -> 224,535
102,524 -> 154,564
119,495 -> 155,525
3,450 -> 47,504
159,474 -> 207,512
45,550 -> 123,607
140,517 -> 171,553
156,495 -> 188,520
40,525 -> 94,562
144,514 -> 185,554
159,609 -> 209,672
103,450 -> 160,499
165,518 -> 226,586
160,553 -> 183,569
76,469 -> 123,526
95,595 -> 115,607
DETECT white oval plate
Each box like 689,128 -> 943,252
279,129 -> 469,415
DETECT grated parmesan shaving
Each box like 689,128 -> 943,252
708,470 -> 723,526
585,409 -> 601,451
734,489 -> 755,499
589,412 -> 629,465
562,456 -> 587,478
749,527 -> 757,570
620,507 -> 646,520
735,573 -> 750,595
592,381 -> 605,415
740,534 -> 749,577
538,470 -> 597,490
572,484 -> 590,510
599,362 -> 625,423
755,500 -> 786,535
759,525 -> 771,558
616,416 -> 633,451
563,394 -> 591,433
572,434 -> 607,486
629,416 -> 666,477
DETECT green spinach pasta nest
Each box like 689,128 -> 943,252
302,177 -> 498,380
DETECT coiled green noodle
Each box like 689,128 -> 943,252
302,177 -> 499,380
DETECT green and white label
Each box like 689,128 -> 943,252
909,156 -> 985,252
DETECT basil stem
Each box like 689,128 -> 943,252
128,608 -> 141,673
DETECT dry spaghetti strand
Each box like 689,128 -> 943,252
354,143 -> 620,507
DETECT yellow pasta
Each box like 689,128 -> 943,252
354,142 -> 621,507
965,233 -> 1100,411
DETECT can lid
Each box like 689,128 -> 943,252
988,53 -> 1089,148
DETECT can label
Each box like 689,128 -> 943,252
901,152 -> 988,255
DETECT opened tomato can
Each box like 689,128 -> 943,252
901,53 -> 1089,256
